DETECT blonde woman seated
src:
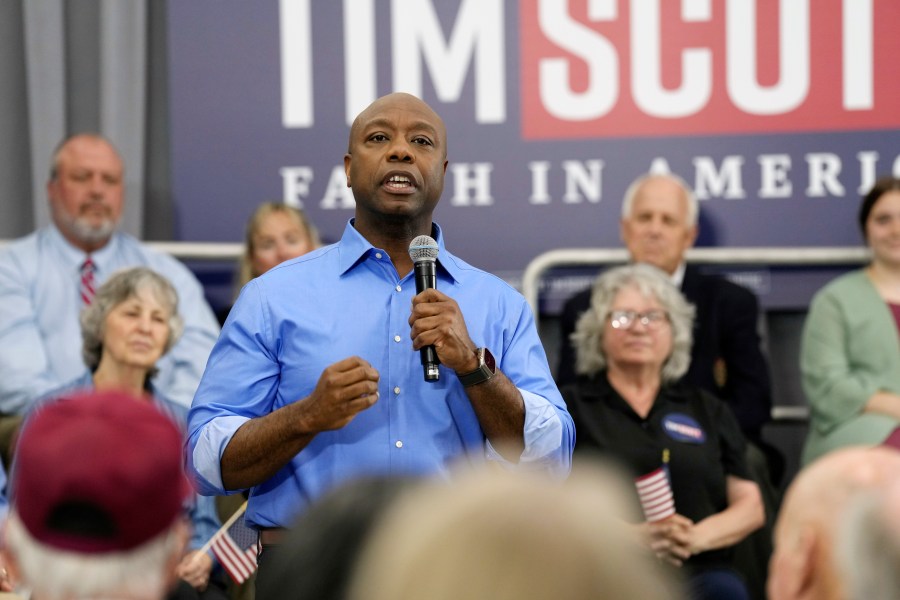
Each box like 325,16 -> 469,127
25,267 -> 225,600
218,203 -> 322,324
563,264 -> 764,600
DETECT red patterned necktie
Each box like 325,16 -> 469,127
80,257 -> 96,305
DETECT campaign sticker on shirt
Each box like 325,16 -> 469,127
662,413 -> 706,444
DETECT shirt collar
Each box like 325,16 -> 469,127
336,219 -> 461,284
48,223 -> 120,273
670,262 -> 686,288
581,371 -> 691,408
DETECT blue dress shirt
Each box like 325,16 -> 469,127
0,224 -> 221,413
187,221 -> 574,528
26,372 -> 221,554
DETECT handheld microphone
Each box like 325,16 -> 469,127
408,235 -> 440,382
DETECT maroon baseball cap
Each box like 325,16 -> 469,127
12,390 -> 193,553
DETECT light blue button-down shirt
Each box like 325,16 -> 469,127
187,221 -> 574,528
0,224 -> 221,413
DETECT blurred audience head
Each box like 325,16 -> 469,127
47,133 -> 125,253
80,267 -> 183,380
4,390 -> 191,600
768,446 -> 900,600
572,263 -> 694,382
348,463 -> 684,600
836,477 -> 900,600
857,176 -> 900,264
256,475 -> 415,600
620,173 -> 698,276
239,202 -> 321,287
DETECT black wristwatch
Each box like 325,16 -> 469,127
458,347 -> 496,387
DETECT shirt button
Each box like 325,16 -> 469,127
394,335 -> 401,343
395,285 -> 402,292
375,252 -> 383,259
393,386 -> 401,395
395,440 -> 403,448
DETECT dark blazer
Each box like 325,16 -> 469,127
557,265 -> 773,439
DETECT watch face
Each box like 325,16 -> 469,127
483,348 -> 496,373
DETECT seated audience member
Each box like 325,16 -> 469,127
0,133 -> 219,461
255,476 -> 415,600
800,176 -> 900,465
25,267 -> 225,599
563,264 -> 764,600
348,464 -> 684,600
557,173 -> 773,462
837,477 -> 900,600
768,446 -> 900,600
2,390 -> 194,600
219,203 -> 321,323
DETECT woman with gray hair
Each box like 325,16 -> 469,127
20,267 -> 226,600
79,266 -> 184,394
563,264 -> 763,600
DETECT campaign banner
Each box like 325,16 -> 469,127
168,0 -> 899,308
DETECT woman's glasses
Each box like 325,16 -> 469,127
608,310 -> 669,330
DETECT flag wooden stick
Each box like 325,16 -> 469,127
193,499 -> 249,557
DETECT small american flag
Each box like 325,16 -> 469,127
635,465 -> 675,522
209,501 -> 260,584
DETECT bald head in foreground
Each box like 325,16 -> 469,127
768,446 -> 900,600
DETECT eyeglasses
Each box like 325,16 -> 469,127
608,310 -> 669,330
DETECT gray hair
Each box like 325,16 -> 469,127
571,264 -> 694,382
838,489 -> 900,600
48,133 -> 121,182
80,267 -> 184,374
5,510 -> 185,600
621,173 -> 698,227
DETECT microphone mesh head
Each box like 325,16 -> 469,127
408,235 -> 439,263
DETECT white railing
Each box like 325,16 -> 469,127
522,246 -> 869,315
0,239 -> 245,260
522,246 -> 870,423
144,241 -> 244,260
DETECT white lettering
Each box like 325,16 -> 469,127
343,0 -> 377,125
529,161 -> 552,205
280,167 -> 314,208
648,157 -> 671,175
562,160 -> 604,203
693,156 -> 746,200
806,153 -> 845,197
758,154 -> 793,198
450,163 -> 494,206
726,0 -> 810,115
320,166 -> 356,209
843,0 -> 874,110
857,151 -> 879,194
538,0 -> 618,120
392,0 -> 505,124
631,0 -> 711,118
280,0 -> 313,127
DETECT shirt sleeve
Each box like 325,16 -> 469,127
800,284 -> 882,434
148,256 -> 221,409
716,283 -> 772,435
712,393 -> 751,481
484,295 -> 575,474
187,492 -> 222,557
186,281 -> 280,496
0,248 -> 64,414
